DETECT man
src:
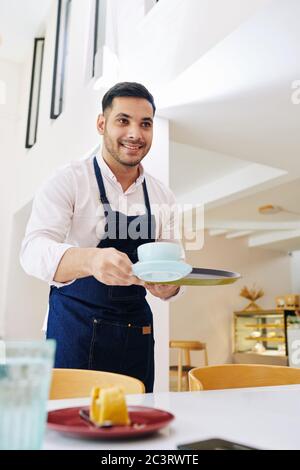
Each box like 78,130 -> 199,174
20,82 -> 182,392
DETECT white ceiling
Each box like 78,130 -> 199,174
120,0 -> 272,94
0,0 -> 52,62
158,0 -> 300,175
1,0 -> 299,252
204,177 -> 300,252
206,178 -> 300,225
156,0 -> 300,252
170,141 -> 250,197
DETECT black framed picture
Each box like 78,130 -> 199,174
50,0 -> 72,119
92,0 -> 107,78
25,38 -> 45,149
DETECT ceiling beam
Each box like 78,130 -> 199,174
248,229 -> 300,248
205,220 -> 300,231
177,163 -> 286,208
226,230 -> 254,239
209,229 -> 228,236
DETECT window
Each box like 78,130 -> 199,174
50,0 -> 72,119
92,0 -> 107,78
25,38 -> 45,149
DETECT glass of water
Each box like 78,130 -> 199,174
0,340 -> 55,450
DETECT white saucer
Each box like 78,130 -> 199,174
132,260 -> 192,282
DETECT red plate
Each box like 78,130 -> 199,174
47,406 -> 174,440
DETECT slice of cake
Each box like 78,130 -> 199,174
90,386 -> 131,426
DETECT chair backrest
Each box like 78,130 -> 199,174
189,364 -> 300,391
50,368 -> 145,399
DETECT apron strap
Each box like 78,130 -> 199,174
142,179 -> 151,215
142,178 -> 154,240
93,156 -> 154,238
93,156 -> 110,205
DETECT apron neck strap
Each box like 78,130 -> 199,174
93,156 -> 152,216
93,157 -> 109,204
142,179 -> 151,215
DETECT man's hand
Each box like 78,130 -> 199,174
145,283 -> 180,300
89,247 -> 144,286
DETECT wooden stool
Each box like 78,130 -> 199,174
169,340 -> 208,392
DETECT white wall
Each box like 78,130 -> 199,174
14,0 -> 101,212
170,231 -> 292,366
1,1 -> 102,339
143,117 -> 170,392
1,0 -> 171,390
4,202 -> 49,340
0,59 -> 22,336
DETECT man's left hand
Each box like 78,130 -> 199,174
145,283 -> 180,300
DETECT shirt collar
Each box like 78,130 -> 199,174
96,151 -> 145,187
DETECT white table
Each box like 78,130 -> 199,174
45,385 -> 300,450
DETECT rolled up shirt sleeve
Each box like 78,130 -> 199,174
20,167 -> 77,285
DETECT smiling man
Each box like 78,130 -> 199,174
20,82 -> 183,392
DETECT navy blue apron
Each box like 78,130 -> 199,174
46,157 -> 156,392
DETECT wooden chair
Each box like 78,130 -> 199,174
49,368 -> 145,399
189,364 -> 300,391
169,340 -> 208,392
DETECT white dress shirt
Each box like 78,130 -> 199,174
20,154 -> 185,301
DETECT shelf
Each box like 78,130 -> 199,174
244,323 -> 284,329
245,336 -> 285,342
234,309 -> 284,315
235,309 -> 299,314
236,315 -> 284,321
235,350 -> 286,357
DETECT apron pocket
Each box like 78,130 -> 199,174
88,318 -> 154,390
124,326 -> 153,384
88,318 -> 129,372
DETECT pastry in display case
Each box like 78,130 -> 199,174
233,309 -> 300,366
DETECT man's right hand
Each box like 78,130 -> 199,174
89,247 -> 144,286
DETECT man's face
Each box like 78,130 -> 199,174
97,97 -> 154,167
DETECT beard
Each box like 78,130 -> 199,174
103,132 -> 148,167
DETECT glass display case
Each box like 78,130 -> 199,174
233,309 -> 300,365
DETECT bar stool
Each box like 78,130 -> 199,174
169,340 -> 208,392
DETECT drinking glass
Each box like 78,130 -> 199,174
0,340 -> 55,450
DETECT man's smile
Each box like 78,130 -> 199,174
120,142 -> 145,153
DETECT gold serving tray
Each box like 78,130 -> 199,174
147,268 -> 241,286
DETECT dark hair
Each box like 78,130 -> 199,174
102,82 -> 156,115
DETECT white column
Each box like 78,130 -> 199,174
4,203 -> 49,340
143,116 -> 170,392
0,60 -> 21,337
